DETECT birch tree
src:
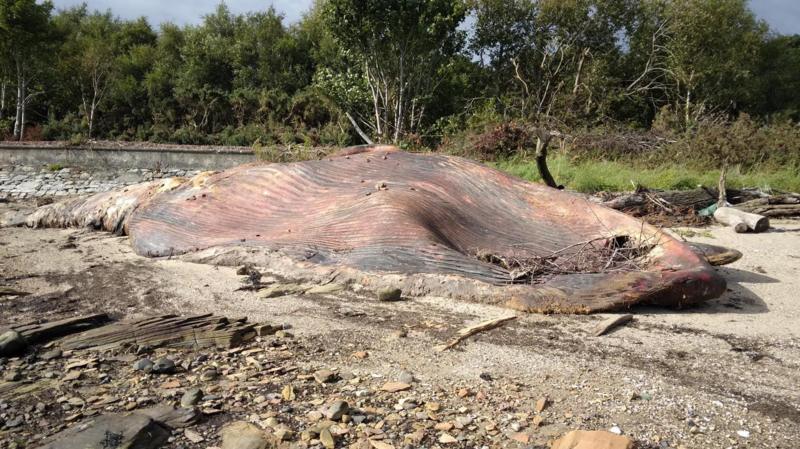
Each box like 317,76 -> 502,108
0,0 -> 53,140
323,0 -> 467,143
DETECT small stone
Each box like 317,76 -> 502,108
200,368 -> 219,381
737,430 -> 750,438
185,429 -> 205,443
382,382 -> 412,393
609,426 -> 622,435
3,370 -> 22,382
282,384 -> 295,401
314,369 -> 337,384
0,331 -> 26,357
438,432 -> 458,444
325,400 -> 349,421
535,397 -> 548,412
377,288 -> 402,302
181,388 -> 203,408
320,427 -> 335,449
220,421 -> 276,449
133,358 -> 154,371
5,416 -> 23,428
151,357 -> 176,374
511,432 -> 530,443
352,351 -> 369,359
39,349 -> 63,361
398,371 -> 414,384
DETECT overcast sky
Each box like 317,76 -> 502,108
49,0 -> 800,35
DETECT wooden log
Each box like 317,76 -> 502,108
714,207 -> 769,233
735,195 -> 800,218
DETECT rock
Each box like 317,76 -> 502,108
325,400 -> 349,420
133,358 -> 154,371
511,432 -> 530,444
377,288 -> 402,302
180,388 -> 203,408
535,397 -> 548,413
259,283 -> 307,298
138,405 -> 200,428
320,427 -> 335,449
151,358 -> 176,374
220,421 -> 276,449
37,413 -> 170,449
3,370 -> 22,382
5,416 -> 23,428
439,432 -> 458,444
39,349 -> 63,361
0,331 -> 26,357
307,284 -> 345,294
282,384 -> 296,401
200,368 -> 219,381
368,440 -> 395,449
314,369 -> 337,384
381,382 -> 412,393
185,429 -> 205,443
550,430 -> 635,449
398,371 -> 414,384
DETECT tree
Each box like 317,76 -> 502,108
658,0 -> 766,126
0,0 -> 54,140
323,0 -> 468,142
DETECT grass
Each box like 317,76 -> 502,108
492,154 -> 800,193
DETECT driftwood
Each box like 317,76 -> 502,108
603,187 -> 800,221
60,314 -> 257,351
714,207 -> 770,233
436,316 -> 517,351
592,314 -> 634,336
735,195 -> 800,217
603,188 -> 761,213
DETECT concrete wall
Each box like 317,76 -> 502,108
0,143 -> 256,171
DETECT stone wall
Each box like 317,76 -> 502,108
0,142 -> 255,172
0,164 -> 201,200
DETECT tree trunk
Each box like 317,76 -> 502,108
19,89 -> 26,141
89,99 -> 96,138
534,130 -> 559,189
0,81 -> 6,121
714,207 -> 769,233
13,77 -> 24,140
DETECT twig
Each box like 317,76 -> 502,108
435,316 -> 517,351
592,314 -> 634,336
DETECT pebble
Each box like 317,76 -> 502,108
314,369 -> 337,384
132,358 -> 154,371
181,388 -> 203,408
325,400 -> 349,421
151,357 -> 176,374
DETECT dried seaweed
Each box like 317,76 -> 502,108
474,234 -> 657,285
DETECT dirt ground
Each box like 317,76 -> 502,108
1,199 -> 798,448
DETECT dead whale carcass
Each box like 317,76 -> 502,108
23,145 -> 728,313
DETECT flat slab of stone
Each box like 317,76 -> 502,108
37,413 -> 170,449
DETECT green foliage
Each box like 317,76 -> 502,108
47,163 -> 63,171
493,155 -> 800,193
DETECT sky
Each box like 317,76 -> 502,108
48,0 -> 800,35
